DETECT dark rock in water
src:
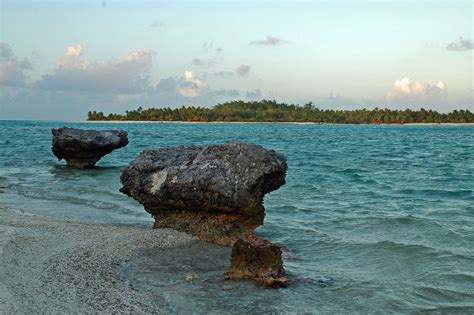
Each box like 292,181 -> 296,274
224,238 -> 287,287
120,142 -> 287,246
52,127 -> 128,168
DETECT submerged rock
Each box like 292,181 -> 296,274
120,142 -> 287,246
225,238 -> 287,287
52,127 -> 128,168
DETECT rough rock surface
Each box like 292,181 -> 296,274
52,127 -> 128,168
120,142 -> 287,246
224,238 -> 287,287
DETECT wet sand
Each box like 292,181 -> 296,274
0,207 -> 196,313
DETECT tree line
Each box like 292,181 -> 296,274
87,100 -> 474,124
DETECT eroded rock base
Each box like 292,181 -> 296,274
152,211 -> 264,246
65,158 -> 102,169
225,238 -> 287,288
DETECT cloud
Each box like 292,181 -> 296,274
249,36 -> 286,46
150,21 -> 164,28
37,44 -> 155,93
55,44 -> 83,69
192,57 -> 218,67
0,43 -> 14,61
0,86 -> 113,120
386,77 -> 447,103
0,44 -> 265,119
0,43 -> 34,86
193,42 -> 223,67
178,70 -> 207,98
202,41 -> 223,54
116,94 -> 140,104
214,71 -> 234,77
235,64 -> 251,77
446,37 -> 473,51
209,89 -> 241,97
155,77 -> 178,92
214,64 -> 251,77
245,89 -> 262,99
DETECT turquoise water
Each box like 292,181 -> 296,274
1,120 -> 473,313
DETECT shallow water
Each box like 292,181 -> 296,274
1,120 -> 473,313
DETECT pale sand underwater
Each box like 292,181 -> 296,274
0,207 -> 196,313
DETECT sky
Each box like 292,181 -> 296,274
0,0 -> 472,120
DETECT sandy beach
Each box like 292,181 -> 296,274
75,120 -> 474,126
0,207 -> 196,313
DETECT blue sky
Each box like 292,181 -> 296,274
0,0 -> 472,120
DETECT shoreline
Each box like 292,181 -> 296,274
0,207 -> 198,313
74,120 -> 474,126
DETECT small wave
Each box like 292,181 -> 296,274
288,276 -> 336,288
436,272 -> 474,284
338,167 -> 366,174
396,188 -> 473,199
330,239 -> 474,261
414,306 -> 474,314
413,286 -> 474,303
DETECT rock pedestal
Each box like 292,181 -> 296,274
52,127 -> 128,168
120,142 -> 287,246
225,238 -> 287,287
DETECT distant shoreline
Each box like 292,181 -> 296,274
75,120 -> 474,126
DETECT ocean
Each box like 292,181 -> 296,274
0,120 -> 473,313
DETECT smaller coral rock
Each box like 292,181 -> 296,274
51,127 -> 128,168
225,238 -> 287,287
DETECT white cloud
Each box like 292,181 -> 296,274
446,37 -> 473,51
38,44 -> 155,93
56,44 -> 84,69
0,43 -> 33,86
386,77 -> 447,103
178,70 -> 207,97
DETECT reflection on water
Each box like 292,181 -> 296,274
1,120 -> 473,313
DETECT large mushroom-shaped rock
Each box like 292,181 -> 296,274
225,238 -> 287,287
120,142 -> 287,246
52,127 -> 128,168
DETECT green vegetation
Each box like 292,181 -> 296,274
87,100 -> 474,124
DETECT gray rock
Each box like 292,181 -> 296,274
52,127 -> 128,168
120,142 -> 287,245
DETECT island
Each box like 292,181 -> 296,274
87,100 -> 474,124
